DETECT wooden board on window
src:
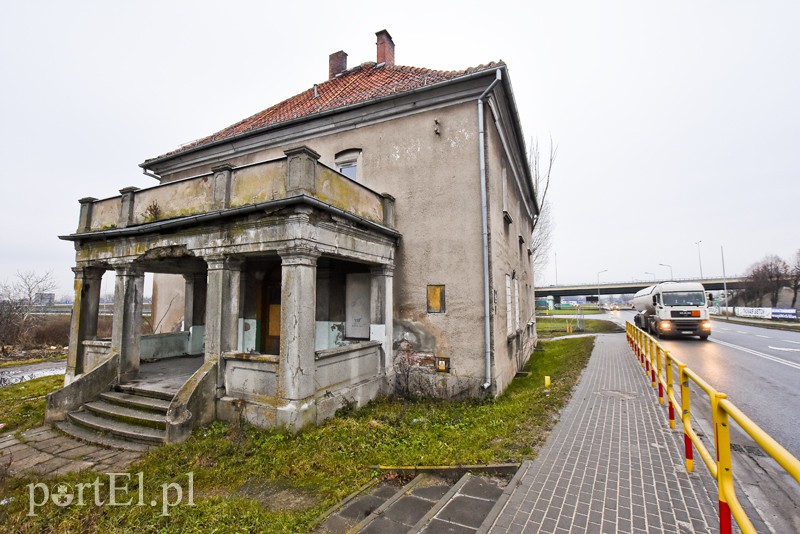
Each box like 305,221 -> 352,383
268,304 -> 281,337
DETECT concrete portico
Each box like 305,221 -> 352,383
52,145 -> 399,440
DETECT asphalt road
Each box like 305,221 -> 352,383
611,309 -> 800,531
613,309 -> 800,458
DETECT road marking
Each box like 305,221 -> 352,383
756,335 -> 770,338
736,331 -> 749,334
784,340 -> 800,345
712,339 -> 800,370
769,347 -> 800,352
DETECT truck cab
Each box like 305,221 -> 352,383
633,282 -> 712,340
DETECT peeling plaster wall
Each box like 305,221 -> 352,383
310,103 -> 487,385
485,103 -> 536,394
145,77 -> 532,398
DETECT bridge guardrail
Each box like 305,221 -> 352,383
626,322 -> 800,534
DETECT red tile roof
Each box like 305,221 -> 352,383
148,60 -> 503,163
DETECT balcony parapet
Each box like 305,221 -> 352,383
69,145 -> 395,238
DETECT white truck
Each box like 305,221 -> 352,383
632,282 -> 712,340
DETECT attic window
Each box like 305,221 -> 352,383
335,149 -> 362,182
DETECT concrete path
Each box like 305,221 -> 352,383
0,360 -> 66,387
488,335 -> 722,534
0,426 -> 141,477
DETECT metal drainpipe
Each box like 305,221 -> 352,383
478,69 -> 502,391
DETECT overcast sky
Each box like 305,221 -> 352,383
1,1 -> 798,297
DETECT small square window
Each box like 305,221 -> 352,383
427,285 -> 446,313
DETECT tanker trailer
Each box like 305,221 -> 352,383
632,282 -> 711,340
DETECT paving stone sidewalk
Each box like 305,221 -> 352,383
0,427 -> 141,477
488,335 -> 721,534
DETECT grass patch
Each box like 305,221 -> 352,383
537,308 -> 602,316
2,338 -> 595,533
537,318 -> 624,338
0,354 -> 67,368
0,374 -> 65,434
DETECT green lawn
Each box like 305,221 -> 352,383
536,317 -> 624,338
536,308 -> 602,316
0,374 -> 65,434
3,337 -> 595,533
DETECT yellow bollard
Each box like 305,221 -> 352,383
545,376 -> 551,388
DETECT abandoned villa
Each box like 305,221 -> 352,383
46,30 -> 540,446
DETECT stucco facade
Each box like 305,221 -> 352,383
50,30 -> 538,441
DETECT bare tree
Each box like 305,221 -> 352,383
743,255 -> 788,307
530,136 -> 558,277
763,255 -> 789,307
789,249 -> 800,309
0,270 -> 57,350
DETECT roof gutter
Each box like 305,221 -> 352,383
59,195 -> 401,242
478,68 -> 502,392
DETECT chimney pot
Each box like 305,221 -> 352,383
376,29 -> 395,67
329,50 -> 348,80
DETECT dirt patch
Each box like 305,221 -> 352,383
201,479 -> 322,511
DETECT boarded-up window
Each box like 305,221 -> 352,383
427,285 -> 445,313
505,274 -> 513,335
514,278 -> 520,331
346,273 -> 370,339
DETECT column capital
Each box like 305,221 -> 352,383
114,265 -> 144,277
72,266 -> 105,280
205,255 -> 244,271
371,264 -> 395,277
279,248 -> 321,267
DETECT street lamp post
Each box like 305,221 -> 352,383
597,269 -> 607,307
695,240 -> 704,279
644,271 -> 656,281
659,263 -> 673,280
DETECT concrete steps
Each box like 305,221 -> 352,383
56,384 -> 174,450
315,467 -> 520,534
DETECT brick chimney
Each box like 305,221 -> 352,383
376,30 -> 395,66
329,50 -> 348,79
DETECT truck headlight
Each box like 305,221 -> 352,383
660,321 -> 672,330
701,321 -> 711,330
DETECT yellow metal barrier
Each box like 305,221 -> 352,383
625,322 -> 800,534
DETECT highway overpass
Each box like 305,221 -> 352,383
538,277 -> 746,298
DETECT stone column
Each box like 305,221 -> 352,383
111,266 -> 144,382
65,267 -> 104,383
277,249 -> 319,430
204,256 -> 242,395
370,265 -> 394,377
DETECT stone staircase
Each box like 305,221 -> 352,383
55,384 -> 173,452
315,466 -> 525,533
